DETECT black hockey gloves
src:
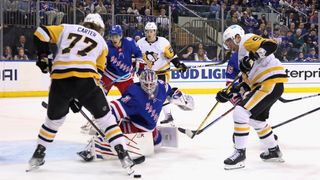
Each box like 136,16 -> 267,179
216,90 -> 233,103
69,99 -> 82,113
36,53 -> 52,74
176,62 -> 188,73
239,56 -> 254,73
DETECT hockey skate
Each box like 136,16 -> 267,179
26,144 -> 46,172
224,149 -> 246,170
260,145 -> 284,162
114,144 -> 135,175
160,114 -> 174,125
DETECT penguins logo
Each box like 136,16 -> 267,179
144,51 -> 159,65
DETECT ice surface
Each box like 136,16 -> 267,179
0,94 -> 320,180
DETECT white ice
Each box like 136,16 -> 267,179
0,94 -> 320,180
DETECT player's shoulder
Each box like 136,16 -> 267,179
157,36 -> 170,45
136,37 -> 147,45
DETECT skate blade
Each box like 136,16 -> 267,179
126,167 -> 135,175
262,157 -> 285,163
26,164 -> 40,172
224,162 -> 245,170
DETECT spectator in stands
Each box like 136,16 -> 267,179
292,28 -> 305,52
156,8 -> 170,35
95,0 -> 107,14
309,10 -> 318,25
182,46 -> 194,60
14,47 -> 29,60
4,0 -> 19,12
41,1 -> 65,25
75,2 -> 86,24
294,52 -> 305,62
289,22 -> 296,33
139,0 -> 152,16
298,22 -> 307,35
305,48 -> 319,62
127,2 -> 140,15
84,0 -> 95,14
132,23 -> 145,42
226,4 -> 240,20
1,46 -> 13,60
13,35 -> 31,58
226,12 -> 241,27
207,0 -> 220,19
194,48 -> 210,61
240,10 -> 258,33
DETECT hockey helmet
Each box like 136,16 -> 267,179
145,22 -> 157,31
223,25 -> 245,48
84,13 -> 105,29
109,25 -> 123,36
139,69 -> 158,98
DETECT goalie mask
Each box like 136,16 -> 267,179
139,69 -> 158,99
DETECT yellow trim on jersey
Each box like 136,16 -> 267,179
251,66 -> 286,85
34,31 -> 46,42
234,127 -> 250,132
105,128 -> 121,139
257,126 -> 272,136
39,129 -> 55,139
53,60 -> 97,69
244,82 -> 275,110
243,35 -> 276,52
46,25 -> 64,44
251,77 -> 288,91
51,71 -> 100,80
164,44 -> 175,59
96,48 -> 108,72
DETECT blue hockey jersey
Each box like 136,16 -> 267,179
105,37 -> 142,81
110,80 -> 171,131
226,51 -> 240,84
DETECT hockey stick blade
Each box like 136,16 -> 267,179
133,155 -> 145,165
177,127 -> 200,138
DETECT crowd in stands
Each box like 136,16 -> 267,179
1,0 -> 319,62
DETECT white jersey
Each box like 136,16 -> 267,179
238,33 -> 288,87
137,37 -> 177,71
34,24 -> 108,80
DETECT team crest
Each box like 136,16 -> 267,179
144,51 -> 159,65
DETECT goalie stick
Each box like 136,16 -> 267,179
278,93 -> 320,103
41,101 -> 145,165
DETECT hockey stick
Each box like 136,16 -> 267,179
103,72 -> 132,88
178,106 -> 235,138
272,106 -> 320,129
190,72 -> 241,139
278,93 -> 320,103
156,58 -> 228,74
41,101 -> 145,165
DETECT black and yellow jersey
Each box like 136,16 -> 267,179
238,33 -> 288,88
136,36 -> 177,71
34,24 -> 108,80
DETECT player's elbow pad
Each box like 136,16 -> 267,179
260,41 -> 278,56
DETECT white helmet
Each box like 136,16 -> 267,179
145,22 -> 157,31
223,25 -> 245,47
84,13 -> 105,29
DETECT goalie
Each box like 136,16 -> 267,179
77,69 -> 194,161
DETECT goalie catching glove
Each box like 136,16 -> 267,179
169,88 -> 194,110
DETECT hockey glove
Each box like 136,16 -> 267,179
36,53 -> 52,74
230,82 -> 251,94
176,62 -> 188,73
239,56 -> 254,73
69,99 -> 82,113
216,90 -> 233,103
249,48 -> 267,61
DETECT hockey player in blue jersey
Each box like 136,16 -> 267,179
101,25 -> 143,95
77,69 -> 194,161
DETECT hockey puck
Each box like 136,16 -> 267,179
133,174 -> 141,178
